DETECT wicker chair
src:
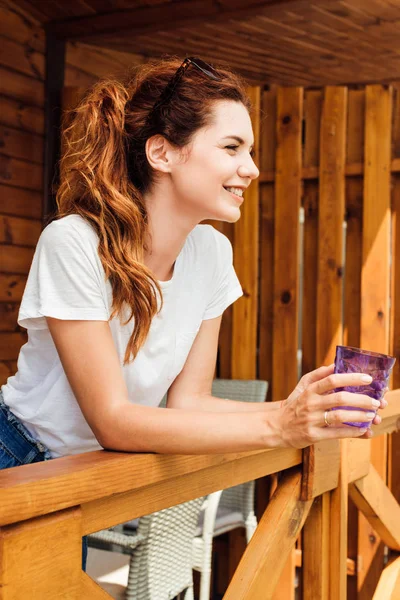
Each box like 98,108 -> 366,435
88,497 -> 205,600
191,379 -> 268,600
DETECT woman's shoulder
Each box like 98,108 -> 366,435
41,214 -> 98,247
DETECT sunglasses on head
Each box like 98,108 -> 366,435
146,57 -> 221,128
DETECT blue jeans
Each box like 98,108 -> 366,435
0,390 -> 88,571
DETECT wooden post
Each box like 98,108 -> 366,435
0,507 -> 83,599
272,86 -> 303,600
358,84 -> 393,599
302,85 -> 348,600
44,30 -> 66,223
228,85 -> 261,582
344,87 -> 366,599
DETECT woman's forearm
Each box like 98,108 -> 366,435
167,393 -> 283,413
101,402 -> 285,454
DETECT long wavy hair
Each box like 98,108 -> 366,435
55,57 -> 251,365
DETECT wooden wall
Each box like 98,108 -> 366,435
0,1 -> 146,385
213,82 -> 400,599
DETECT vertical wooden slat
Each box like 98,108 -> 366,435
388,84 -> 400,512
301,90 -> 323,377
44,31 -> 66,222
316,86 -> 348,365
257,89 -> 278,523
231,86 -> 260,381
0,508 -> 82,599
258,89 -> 277,395
272,86 -> 303,401
345,88 -> 366,600
303,493 -> 331,599
303,86 -> 348,600
227,85 -> 261,586
272,86 -> 303,600
358,84 -> 393,600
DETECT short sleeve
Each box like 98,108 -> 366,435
202,228 -> 243,320
18,217 -> 110,330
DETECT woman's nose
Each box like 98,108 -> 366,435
238,159 -> 260,181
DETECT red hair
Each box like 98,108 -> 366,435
55,57 -> 251,364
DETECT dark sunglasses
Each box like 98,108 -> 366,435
146,57 -> 221,127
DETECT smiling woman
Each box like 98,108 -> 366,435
0,55 -> 384,575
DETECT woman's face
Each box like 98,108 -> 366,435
169,100 -> 260,223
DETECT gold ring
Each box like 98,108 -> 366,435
324,410 -> 330,427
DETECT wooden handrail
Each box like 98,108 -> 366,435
0,447 -> 302,531
0,389 -> 398,531
0,389 -> 398,599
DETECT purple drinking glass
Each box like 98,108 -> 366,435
333,345 -> 396,427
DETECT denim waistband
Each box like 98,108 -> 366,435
0,389 -> 52,463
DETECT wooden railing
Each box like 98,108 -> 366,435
1,389 -> 399,599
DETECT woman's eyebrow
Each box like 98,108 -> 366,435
222,135 -> 254,148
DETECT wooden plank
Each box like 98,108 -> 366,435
272,86 -> 303,401
0,34 -> 45,79
258,88 -> 277,397
272,85 -> 303,600
373,556 -> 400,600
0,124 -> 43,164
302,493 -> 331,600
48,0 -> 308,39
223,468 -> 312,600
0,183 -> 42,218
0,5 -> 45,52
0,215 -> 41,246
0,65 -> 44,107
0,274 -> 27,302
257,89 -> 277,524
0,331 -> 27,360
259,157 -> 400,183
347,438 -> 371,484
0,154 -> 42,191
0,508 -> 82,599
303,85 -> 348,600
344,86 -> 365,600
350,465 -> 400,551
301,90 -> 322,377
0,446 -> 302,530
388,84 -> 400,509
81,573 -> 114,599
301,438 -> 341,500
0,95 -> 44,136
230,88 -> 259,579
0,303 -> 20,332
0,245 -> 35,274
358,84 -> 393,599
0,360 -> 17,386
316,85 -> 347,363
231,86 -> 260,380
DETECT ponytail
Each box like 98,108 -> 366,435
56,79 -> 162,365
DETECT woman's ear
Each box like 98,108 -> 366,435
145,135 -> 174,173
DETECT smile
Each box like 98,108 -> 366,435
224,186 -> 244,200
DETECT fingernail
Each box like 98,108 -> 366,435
366,412 -> 376,419
372,399 -> 380,407
361,375 -> 373,382
381,400 -> 388,408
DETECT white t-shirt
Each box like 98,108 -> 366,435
1,215 -> 243,458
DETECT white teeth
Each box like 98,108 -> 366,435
225,187 -> 244,197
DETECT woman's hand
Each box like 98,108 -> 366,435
278,364 -> 388,449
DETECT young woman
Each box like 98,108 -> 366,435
0,57 -> 385,571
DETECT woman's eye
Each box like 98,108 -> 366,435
225,145 -> 239,152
